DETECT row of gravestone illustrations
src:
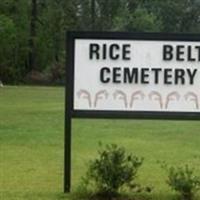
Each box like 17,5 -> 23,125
77,89 -> 199,109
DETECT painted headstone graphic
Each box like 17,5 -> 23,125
130,91 -> 145,108
77,89 -> 109,108
149,91 -> 163,109
113,90 -> 128,108
184,92 -> 199,109
165,92 -> 180,109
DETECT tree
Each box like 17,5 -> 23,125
114,0 -> 162,32
1,0 -> 200,84
155,0 -> 200,33
0,14 -> 17,83
28,0 -> 38,72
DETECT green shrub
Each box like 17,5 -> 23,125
85,143 -> 144,197
163,164 -> 200,200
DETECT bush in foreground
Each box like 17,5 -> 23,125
163,164 -> 200,200
82,143 -> 146,198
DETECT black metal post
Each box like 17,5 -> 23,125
64,32 -> 73,193
64,106 -> 71,193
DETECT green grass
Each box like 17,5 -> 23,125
0,86 -> 200,200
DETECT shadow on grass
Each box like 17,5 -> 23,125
2,191 -> 200,200
1,191 -> 70,200
69,190 -> 176,200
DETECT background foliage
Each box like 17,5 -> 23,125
1,0 -> 200,84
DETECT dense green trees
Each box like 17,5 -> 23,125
1,0 -> 200,84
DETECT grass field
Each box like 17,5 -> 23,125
0,86 -> 200,200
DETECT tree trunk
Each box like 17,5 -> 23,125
91,0 -> 95,30
28,0 -> 37,72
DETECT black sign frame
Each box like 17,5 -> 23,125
65,31 -> 200,193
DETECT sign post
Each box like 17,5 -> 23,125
65,31 -> 200,192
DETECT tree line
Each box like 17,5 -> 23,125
1,0 -> 200,84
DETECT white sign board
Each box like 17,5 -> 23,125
67,32 -> 200,119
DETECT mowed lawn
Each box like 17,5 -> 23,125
0,86 -> 200,200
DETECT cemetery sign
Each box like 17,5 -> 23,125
65,32 -> 200,193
